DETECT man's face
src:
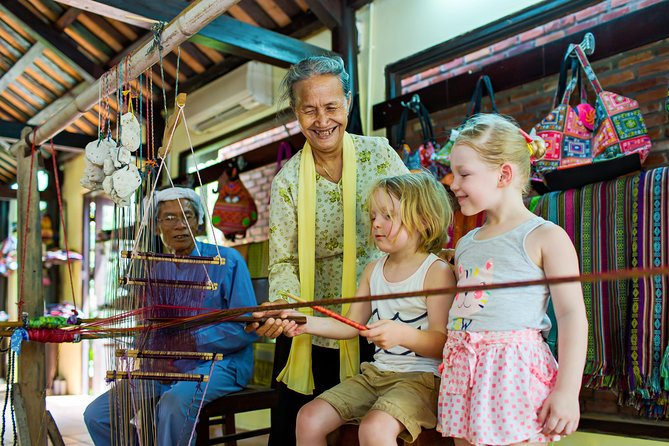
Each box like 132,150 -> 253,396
156,199 -> 198,256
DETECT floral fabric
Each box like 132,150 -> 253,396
268,135 -> 408,348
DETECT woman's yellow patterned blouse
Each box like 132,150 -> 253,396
268,134 -> 409,348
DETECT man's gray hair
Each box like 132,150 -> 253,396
280,55 -> 350,109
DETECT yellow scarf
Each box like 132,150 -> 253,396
276,132 -> 359,395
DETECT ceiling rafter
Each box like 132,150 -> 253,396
77,12 -> 125,53
55,6 -> 81,31
304,0 -> 341,29
256,0 -> 291,28
0,43 -> 44,96
0,118 -> 90,150
0,1 -> 103,79
62,0 -> 333,67
53,0 -> 152,29
236,0 -> 276,29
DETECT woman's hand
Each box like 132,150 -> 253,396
360,320 -> 407,350
538,388 -> 580,437
244,301 -> 295,338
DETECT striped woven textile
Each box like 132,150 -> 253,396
627,168 -> 669,416
533,167 -> 669,416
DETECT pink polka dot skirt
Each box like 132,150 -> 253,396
437,329 -> 561,445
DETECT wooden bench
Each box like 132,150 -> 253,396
330,425 -> 454,445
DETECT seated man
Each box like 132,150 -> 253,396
84,187 -> 258,445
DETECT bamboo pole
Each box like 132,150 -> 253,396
12,0 -> 241,154
7,1 -> 241,442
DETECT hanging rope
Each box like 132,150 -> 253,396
49,140 -> 79,315
149,21 -> 169,118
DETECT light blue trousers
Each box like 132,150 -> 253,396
84,359 -> 245,446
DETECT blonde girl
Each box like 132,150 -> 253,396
284,172 -> 455,446
439,113 -> 588,446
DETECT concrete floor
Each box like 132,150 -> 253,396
0,394 -> 269,446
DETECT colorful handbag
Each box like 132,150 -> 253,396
533,45 -> 651,191
212,159 -> 258,241
396,95 -> 437,173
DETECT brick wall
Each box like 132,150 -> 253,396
228,162 -> 276,245
401,37 -> 669,168
401,0 -> 666,93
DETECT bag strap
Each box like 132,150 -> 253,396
467,75 -> 498,117
397,105 -> 410,147
275,141 -> 293,173
479,75 -> 498,114
417,102 -> 436,145
466,76 -> 485,116
555,51 -> 577,107
558,54 -> 591,106
572,45 -> 603,94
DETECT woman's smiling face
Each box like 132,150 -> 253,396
293,74 -> 349,156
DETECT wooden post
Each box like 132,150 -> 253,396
12,127 -> 46,445
11,384 -> 33,446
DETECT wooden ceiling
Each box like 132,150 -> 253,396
0,0 -> 362,185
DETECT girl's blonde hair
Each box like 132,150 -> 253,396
368,172 -> 453,254
455,114 -> 547,193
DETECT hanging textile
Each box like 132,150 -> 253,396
532,167 -> 669,416
627,168 -> 669,416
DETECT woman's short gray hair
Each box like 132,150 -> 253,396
280,55 -> 351,109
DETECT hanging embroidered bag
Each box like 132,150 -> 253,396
396,96 -> 427,172
533,45 -> 651,191
212,160 -> 258,241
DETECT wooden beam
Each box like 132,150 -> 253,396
304,0 -> 341,29
87,0 -> 333,67
0,43 -> 44,96
27,82 -> 91,126
332,2 -> 357,93
14,128 -> 46,445
10,384 -> 32,445
53,0 -> 153,29
0,119 -> 89,151
55,6 -> 82,31
372,0 -> 669,130
46,411 -> 66,446
0,1 -> 103,80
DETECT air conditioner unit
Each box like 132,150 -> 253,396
187,61 -> 273,135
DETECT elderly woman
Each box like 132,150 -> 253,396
84,187 -> 257,445
251,55 -> 408,445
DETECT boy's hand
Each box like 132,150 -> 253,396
360,320 -> 406,350
282,318 -> 307,337
538,389 -> 580,437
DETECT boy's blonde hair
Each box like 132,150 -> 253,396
368,172 -> 453,254
455,114 -> 547,194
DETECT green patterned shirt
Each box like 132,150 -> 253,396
268,135 -> 409,348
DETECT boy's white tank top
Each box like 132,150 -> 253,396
368,253 -> 442,375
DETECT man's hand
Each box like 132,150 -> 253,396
244,301 -> 295,338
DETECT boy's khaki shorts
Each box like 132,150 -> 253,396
317,362 -> 439,442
